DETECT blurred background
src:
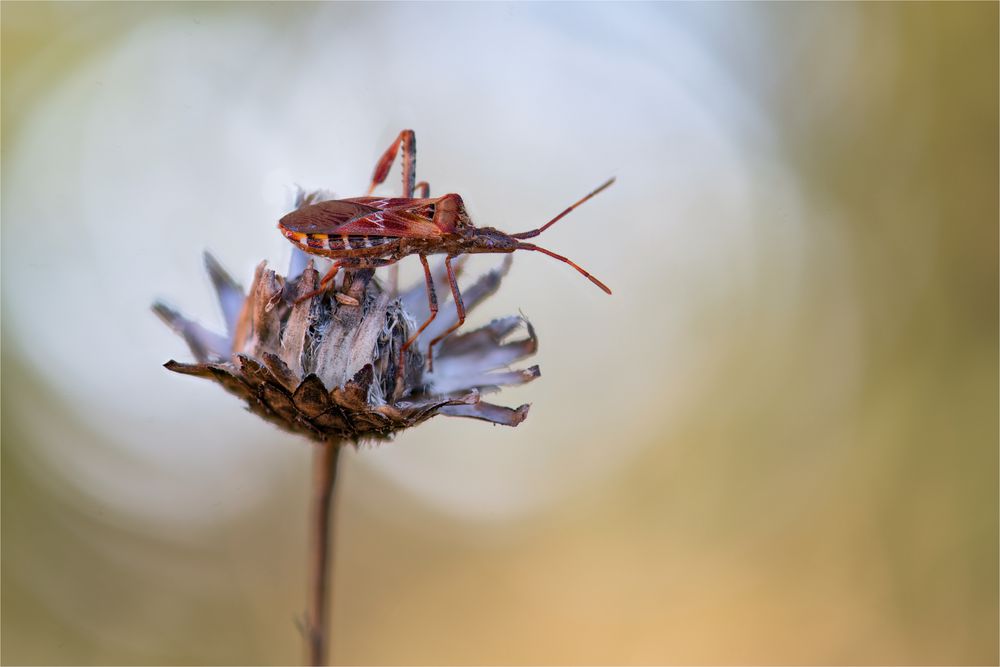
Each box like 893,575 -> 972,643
2,3 -> 997,664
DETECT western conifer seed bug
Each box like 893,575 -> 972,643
279,129 -> 613,372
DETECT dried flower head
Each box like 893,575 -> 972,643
154,238 -> 539,444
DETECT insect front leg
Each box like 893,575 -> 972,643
294,261 -> 345,304
414,181 -> 431,198
367,129 -> 416,198
295,256 -> 399,305
427,255 -> 466,371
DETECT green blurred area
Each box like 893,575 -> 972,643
2,3 -> 997,665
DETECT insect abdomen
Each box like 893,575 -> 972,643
281,228 -> 396,254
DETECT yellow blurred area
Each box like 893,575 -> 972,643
2,3 -> 997,665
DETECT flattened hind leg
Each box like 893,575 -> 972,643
366,130 -> 416,197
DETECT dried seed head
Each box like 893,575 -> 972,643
154,243 -> 539,444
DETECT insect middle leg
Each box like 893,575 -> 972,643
427,255 -> 466,371
367,129 -> 416,198
398,254 -> 438,374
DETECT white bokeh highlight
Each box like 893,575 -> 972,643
3,4 -> 815,523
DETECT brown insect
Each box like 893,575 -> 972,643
279,129 -> 613,370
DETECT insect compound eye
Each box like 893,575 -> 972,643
426,204 -> 436,219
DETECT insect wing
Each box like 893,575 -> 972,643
334,197 -> 443,238
281,197 -> 443,238
279,199 -> 377,234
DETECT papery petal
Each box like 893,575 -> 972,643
439,400 -> 531,426
246,262 -> 284,357
280,262 -> 319,377
432,317 -> 537,381
431,365 -> 540,396
203,251 -> 245,339
153,303 -> 230,362
287,246 -> 311,282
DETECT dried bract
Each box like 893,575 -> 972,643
154,244 -> 539,444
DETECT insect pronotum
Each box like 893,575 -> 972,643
279,129 -> 613,373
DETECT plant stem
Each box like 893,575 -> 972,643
307,439 -> 341,666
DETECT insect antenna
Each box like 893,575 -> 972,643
516,241 -> 612,295
510,177 -> 616,240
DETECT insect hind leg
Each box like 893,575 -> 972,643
367,129 -> 416,197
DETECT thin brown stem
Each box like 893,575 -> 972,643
306,440 -> 341,666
